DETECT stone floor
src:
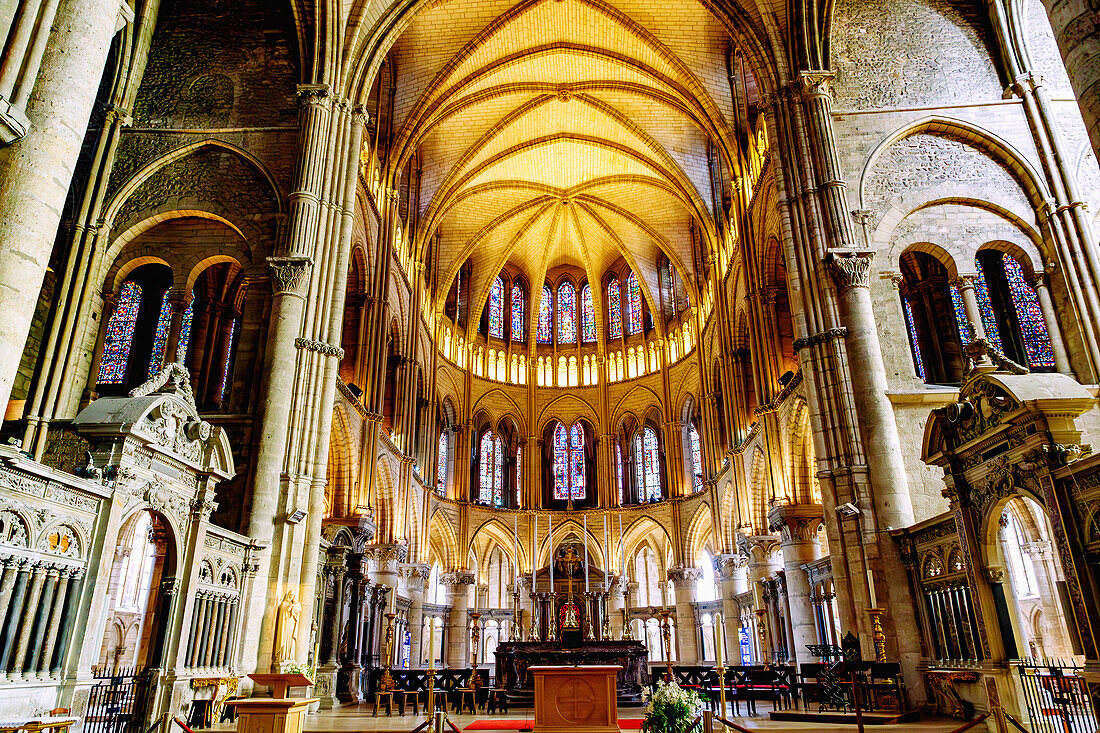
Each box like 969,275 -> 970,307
209,703 -> 965,732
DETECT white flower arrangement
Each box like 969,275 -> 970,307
642,679 -> 705,733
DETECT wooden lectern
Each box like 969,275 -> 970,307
530,665 -> 621,733
231,673 -> 317,733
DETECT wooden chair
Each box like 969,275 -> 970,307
485,688 -> 509,715
454,687 -> 477,715
397,690 -> 419,716
46,711 -> 69,717
186,699 -> 213,729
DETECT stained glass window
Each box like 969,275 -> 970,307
949,284 -> 972,344
689,425 -> 703,491
580,284 -> 596,342
220,318 -> 238,400
972,266 -> 1003,352
515,445 -> 522,504
147,291 -> 173,377
480,432 -> 495,503
608,279 -> 622,338
177,301 -> 194,363
616,443 -> 624,504
1002,254 -> 1055,369
902,298 -> 926,382
511,284 -> 524,341
538,285 -> 552,343
626,272 -> 642,334
558,281 -> 576,343
569,423 -> 586,500
488,277 -> 504,339
553,423 -> 569,500
493,435 -> 503,506
635,426 -> 661,501
98,282 -> 142,385
437,432 -> 448,492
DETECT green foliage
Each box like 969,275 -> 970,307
641,680 -> 705,733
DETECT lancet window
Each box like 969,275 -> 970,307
488,277 -> 504,339
608,279 -> 622,338
437,432 -> 448,493
558,281 -> 576,343
581,284 -> 596,342
634,426 -> 662,501
511,284 -> 524,341
552,421 -> 586,501
479,431 -> 504,506
689,424 -> 703,491
538,285 -> 552,343
626,272 -> 642,334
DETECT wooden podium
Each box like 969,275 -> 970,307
231,673 -> 317,733
531,665 -> 621,733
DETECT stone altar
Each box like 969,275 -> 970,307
531,665 -> 620,733
495,641 -> 647,705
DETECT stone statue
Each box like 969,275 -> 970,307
275,590 -> 302,663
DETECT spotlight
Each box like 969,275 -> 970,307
836,502 -> 860,518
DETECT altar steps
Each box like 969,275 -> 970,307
768,709 -> 921,725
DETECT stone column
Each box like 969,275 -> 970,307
1032,275 -> 1073,375
401,563 -> 430,667
163,291 -> 192,364
1037,0 -> 1100,157
50,570 -> 83,676
10,562 -> 45,678
667,566 -> 701,663
953,276 -> 990,343
0,558 -> 19,641
607,576 -> 625,639
24,564 -> 59,677
768,505 -> 823,665
37,566 -> 72,677
0,0 -> 125,411
740,536 -> 781,659
715,554 -> 747,662
441,571 -> 474,668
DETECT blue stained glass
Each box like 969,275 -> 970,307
1003,254 -> 1055,369
949,284 -> 972,344
147,291 -> 172,377
493,435 -> 503,506
220,318 -> 237,400
902,298 -> 927,382
558,282 -> 576,343
690,425 -> 703,491
515,445 -> 522,504
608,280 -> 622,338
616,443 -> 624,503
437,432 -> 448,492
480,432 -> 495,503
626,272 -> 642,334
553,423 -> 569,500
177,302 -> 194,363
538,285 -> 552,343
488,278 -> 504,339
973,265 -> 1003,352
98,282 -> 142,385
642,427 -> 661,501
569,423 -> 586,500
511,284 -> 524,341
581,284 -> 596,342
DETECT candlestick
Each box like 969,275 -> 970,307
583,513 -> 590,593
618,512 -> 624,576
426,617 -> 437,712
533,513 -> 538,589
549,512 -> 554,589
714,612 -> 727,719
603,514 -> 609,588
513,511 -> 519,584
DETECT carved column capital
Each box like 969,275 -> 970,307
440,570 -> 476,587
796,71 -> 836,100
738,535 -> 781,563
767,503 -> 824,543
267,255 -> 313,295
827,250 -> 875,290
296,83 -> 331,109
666,565 -> 702,590
713,552 -> 747,580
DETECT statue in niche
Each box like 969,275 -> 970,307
560,599 -> 581,629
275,590 -> 302,664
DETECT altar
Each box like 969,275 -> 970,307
494,641 -> 648,706
531,666 -> 620,733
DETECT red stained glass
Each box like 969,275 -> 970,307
627,272 -> 642,334
488,277 -> 504,339
558,281 -> 576,343
608,279 -> 622,338
538,285 -> 552,343
581,284 -> 596,342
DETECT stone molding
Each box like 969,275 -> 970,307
440,570 -> 476,586
294,338 -> 345,360
793,328 -> 847,353
363,542 -> 408,564
827,250 -> 875,290
738,534 -> 781,563
666,565 -> 702,589
267,255 -> 313,295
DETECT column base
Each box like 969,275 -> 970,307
314,665 -> 340,709
337,663 -> 363,703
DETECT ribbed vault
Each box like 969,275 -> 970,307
386,0 -> 743,336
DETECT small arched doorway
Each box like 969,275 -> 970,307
96,510 -> 177,675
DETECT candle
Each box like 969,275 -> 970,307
714,612 -> 723,666
533,513 -> 538,591
514,510 -> 519,584
583,513 -> 590,593
548,512 -> 554,588
603,513 -> 609,586
428,617 -> 436,665
390,585 -> 397,614
618,512 -> 624,576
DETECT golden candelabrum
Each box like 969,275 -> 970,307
583,592 -> 595,641
379,612 -> 396,693
754,608 -> 768,665
511,590 -> 522,641
470,611 -> 482,670
620,608 -> 634,640
426,619 -> 437,714
545,593 -> 559,642
714,612 -> 727,721
867,608 -> 887,662
601,590 -> 613,640
658,609 -> 674,682
529,592 -> 540,640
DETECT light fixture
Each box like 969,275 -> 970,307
836,502 -> 860,518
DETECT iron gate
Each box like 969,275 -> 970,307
1017,662 -> 1099,733
85,670 -> 153,733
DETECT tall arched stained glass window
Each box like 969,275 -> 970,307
479,431 -> 504,505
553,422 -> 585,500
220,318 -> 238,400
488,277 -> 504,339
177,301 -> 195,363
608,279 -> 622,338
974,251 -> 1056,371
511,284 -> 524,341
1002,255 -> 1054,369
437,432 -> 448,492
635,426 -> 661,501
581,284 -> 596,342
98,282 -> 143,385
626,272 -> 642,334
558,281 -> 576,343
515,445 -> 522,505
553,423 -> 569,500
948,284 -> 972,344
901,299 -> 927,382
537,285 -> 553,343
147,291 -> 173,377
616,443 -> 624,504
972,266 -> 1003,352
689,424 -> 703,491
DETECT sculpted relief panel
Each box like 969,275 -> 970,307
832,0 -> 1001,109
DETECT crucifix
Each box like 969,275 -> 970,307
557,546 -> 583,630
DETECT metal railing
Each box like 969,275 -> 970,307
85,670 -> 153,733
1016,661 -> 1099,733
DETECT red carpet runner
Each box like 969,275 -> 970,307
465,719 -> 643,730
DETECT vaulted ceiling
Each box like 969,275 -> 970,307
388,0 -> 741,335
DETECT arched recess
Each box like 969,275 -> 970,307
746,447 -> 768,533
684,504 -> 715,564
327,404 -> 356,518
428,509 -> 460,569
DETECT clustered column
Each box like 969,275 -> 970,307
0,560 -> 84,678
667,567 -> 701,663
768,504 -> 823,665
186,591 -> 240,669
441,571 -> 474,667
